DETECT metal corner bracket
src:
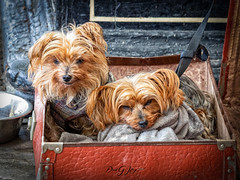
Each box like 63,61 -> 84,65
216,139 -> 236,151
42,141 -> 63,154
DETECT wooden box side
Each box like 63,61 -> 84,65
206,61 -> 231,140
49,142 -> 236,180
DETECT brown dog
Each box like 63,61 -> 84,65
28,22 -> 110,141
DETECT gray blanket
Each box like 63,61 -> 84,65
59,102 -> 204,142
98,102 -> 204,142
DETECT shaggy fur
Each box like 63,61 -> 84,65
86,69 -> 185,131
28,22 -> 109,141
180,75 -> 217,139
86,69 -> 217,140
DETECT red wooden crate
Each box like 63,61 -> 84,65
32,55 -> 237,180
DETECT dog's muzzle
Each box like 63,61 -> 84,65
138,120 -> 148,128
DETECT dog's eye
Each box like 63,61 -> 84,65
121,105 -> 132,111
76,59 -> 84,64
144,100 -> 152,106
54,59 -> 60,65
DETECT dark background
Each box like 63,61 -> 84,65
0,0 -> 229,101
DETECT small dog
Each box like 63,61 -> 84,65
86,69 -> 185,131
28,22 -> 111,141
179,75 -> 217,139
87,68 -> 217,140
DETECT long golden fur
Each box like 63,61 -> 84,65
180,75 -> 217,139
86,69 -> 185,131
28,22 -> 109,141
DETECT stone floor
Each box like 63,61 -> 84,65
0,120 -> 35,180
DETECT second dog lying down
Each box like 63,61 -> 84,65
87,68 -> 184,130
86,68 -> 217,140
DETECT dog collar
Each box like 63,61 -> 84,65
49,97 -> 87,133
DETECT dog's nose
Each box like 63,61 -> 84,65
63,75 -> 72,82
138,120 -> 148,128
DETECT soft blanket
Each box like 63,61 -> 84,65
59,102 -> 204,142
98,102 -> 204,142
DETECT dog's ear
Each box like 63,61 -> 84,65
86,85 -> 117,130
149,69 -> 184,109
28,32 -> 59,76
75,22 -> 107,52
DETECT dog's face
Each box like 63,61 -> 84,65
118,97 -> 161,130
86,69 -> 184,130
28,22 -> 108,104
